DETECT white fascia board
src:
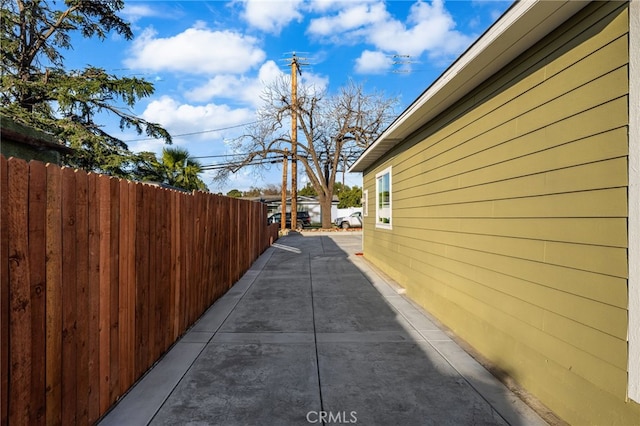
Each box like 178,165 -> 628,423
350,0 -> 589,173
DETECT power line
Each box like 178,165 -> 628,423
200,155 -> 284,171
191,153 -> 249,159
192,151 -> 291,160
123,120 -> 261,142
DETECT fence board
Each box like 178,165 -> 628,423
210,196 -> 220,302
147,185 -> 158,365
200,195 -> 208,309
74,168 -> 90,425
194,192 -> 204,317
86,172 -> 100,424
158,188 -> 171,354
28,161 -> 47,425
160,188 -> 169,356
0,156 -> 8,426
8,158 -> 31,425
224,197 -> 230,288
44,163 -> 62,426
126,183 -> 137,389
205,195 -> 215,305
97,175 -> 111,413
232,198 -> 240,284
190,193 -> 196,321
117,180 -> 128,395
108,178 -> 120,405
219,197 -> 228,292
152,187 -> 161,358
97,176 -> 108,413
170,191 -> 179,341
60,167 -> 77,425
135,184 -> 149,378
177,192 -> 185,335
118,180 -> 133,393
180,193 -> 190,333
189,193 -> 198,324
206,194 -> 214,308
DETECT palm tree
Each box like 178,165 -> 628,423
160,147 -> 207,191
132,147 -> 208,191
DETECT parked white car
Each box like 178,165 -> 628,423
334,211 -> 362,229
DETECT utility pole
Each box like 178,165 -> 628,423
281,148 -> 288,232
289,53 -> 300,229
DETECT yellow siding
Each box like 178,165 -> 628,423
362,2 -> 640,424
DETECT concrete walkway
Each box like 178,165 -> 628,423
99,232 -> 547,426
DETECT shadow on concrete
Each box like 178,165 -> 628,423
99,233 -> 546,426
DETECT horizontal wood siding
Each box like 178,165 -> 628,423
363,2 -> 640,424
0,158 -> 280,425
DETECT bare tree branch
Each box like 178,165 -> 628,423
213,76 -> 398,228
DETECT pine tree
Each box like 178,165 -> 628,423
0,0 -> 171,177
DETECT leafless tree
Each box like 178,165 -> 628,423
215,77 -> 397,228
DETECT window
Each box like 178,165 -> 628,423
375,166 -> 392,229
362,190 -> 368,216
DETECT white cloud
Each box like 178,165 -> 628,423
354,50 -> 392,74
186,75 -> 249,103
184,60 -> 328,105
307,0 -> 378,13
124,25 -> 266,74
136,96 -> 255,152
185,60 -> 284,106
307,2 -> 388,40
368,0 -> 472,58
120,4 -> 165,23
127,136 -> 167,155
300,72 -> 329,93
307,0 -> 474,73
241,0 -> 304,34
307,0 -> 341,13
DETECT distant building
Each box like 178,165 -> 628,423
1,115 -> 73,164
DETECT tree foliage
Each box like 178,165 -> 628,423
134,147 -> 207,192
236,185 -> 287,197
335,184 -> 362,208
241,187 -> 262,197
226,189 -> 243,198
215,77 -> 397,228
298,182 -> 317,197
0,0 -> 171,177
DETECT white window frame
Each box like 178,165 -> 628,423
628,0 -> 639,404
362,190 -> 368,216
375,166 -> 392,229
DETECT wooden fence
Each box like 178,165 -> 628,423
0,155 -> 279,425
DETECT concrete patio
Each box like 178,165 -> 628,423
98,232 -> 547,425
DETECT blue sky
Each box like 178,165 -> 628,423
65,0 -> 513,193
